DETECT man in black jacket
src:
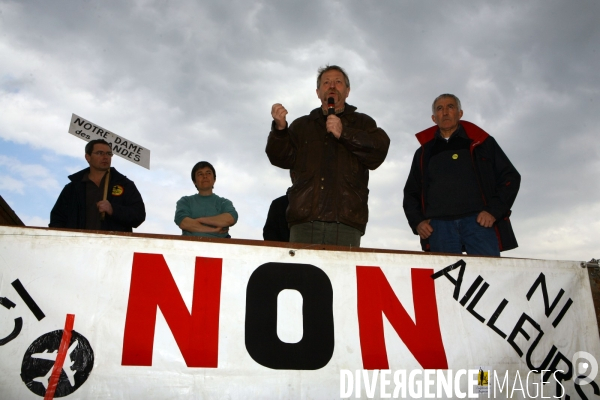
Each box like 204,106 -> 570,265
263,171 -> 295,242
403,94 -> 520,256
262,194 -> 290,242
49,139 -> 145,232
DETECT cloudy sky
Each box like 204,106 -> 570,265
1,0 -> 598,262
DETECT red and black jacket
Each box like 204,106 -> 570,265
403,121 -> 520,252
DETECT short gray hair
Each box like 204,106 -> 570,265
317,65 -> 350,89
432,94 -> 462,114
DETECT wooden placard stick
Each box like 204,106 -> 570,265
100,169 -> 110,221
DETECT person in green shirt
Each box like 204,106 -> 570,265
174,161 -> 238,238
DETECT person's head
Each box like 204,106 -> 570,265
431,94 -> 463,137
191,161 -> 216,194
316,65 -> 351,111
431,94 -> 462,114
84,139 -> 113,172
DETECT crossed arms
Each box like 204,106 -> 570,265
178,213 -> 235,234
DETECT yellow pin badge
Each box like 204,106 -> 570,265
111,185 -> 124,196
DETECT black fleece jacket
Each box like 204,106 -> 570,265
403,121 -> 520,252
49,167 -> 145,232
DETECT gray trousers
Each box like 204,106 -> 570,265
289,221 -> 362,247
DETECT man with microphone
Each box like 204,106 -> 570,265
266,65 -> 390,247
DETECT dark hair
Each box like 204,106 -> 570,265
317,65 -> 350,89
191,161 -> 216,182
85,139 -> 111,155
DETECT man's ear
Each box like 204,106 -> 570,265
431,115 -> 436,124
85,153 -> 91,164
458,110 -> 464,119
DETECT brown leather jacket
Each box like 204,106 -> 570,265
266,104 -> 390,234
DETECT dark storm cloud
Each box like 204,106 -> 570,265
0,0 -> 598,259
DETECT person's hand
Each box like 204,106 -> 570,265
416,219 -> 433,239
477,211 -> 496,228
197,218 -> 229,234
96,200 -> 113,215
271,103 -> 288,130
202,224 -> 228,234
326,114 -> 343,138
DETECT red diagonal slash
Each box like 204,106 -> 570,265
44,314 -> 75,400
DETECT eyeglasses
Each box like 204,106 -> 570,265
92,151 -> 114,157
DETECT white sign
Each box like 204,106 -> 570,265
0,225 -> 599,399
67,113 -> 151,169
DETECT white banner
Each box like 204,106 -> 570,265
67,113 -> 151,169
0,226 -> 598,399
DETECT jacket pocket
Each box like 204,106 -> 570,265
338,175 -> 369,225
286,176 -> 314,223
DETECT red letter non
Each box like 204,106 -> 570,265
121,253 -> 222,367
356,267 -> 447,369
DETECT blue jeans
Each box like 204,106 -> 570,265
429,215 -> 500,256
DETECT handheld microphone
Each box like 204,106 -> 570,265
327,97 -> 335,115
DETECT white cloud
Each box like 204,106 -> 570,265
19,214 -> 47,228
0,155 -> 60,192
0,174 -> 25,194
0,0 -> 599,260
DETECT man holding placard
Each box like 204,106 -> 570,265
49,139 -> 146,232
